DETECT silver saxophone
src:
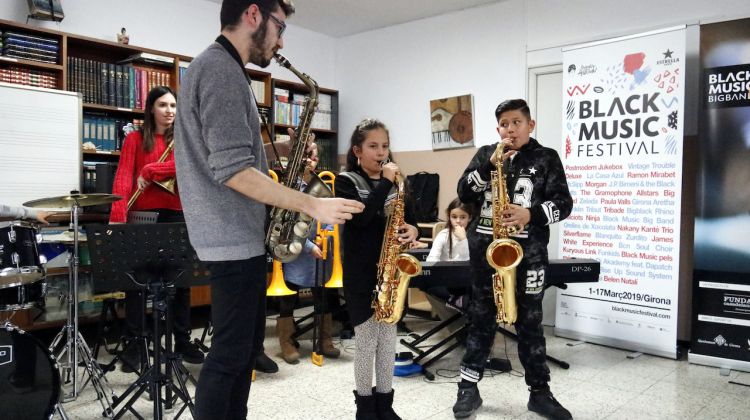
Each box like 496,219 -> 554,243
265,53 -> 333,263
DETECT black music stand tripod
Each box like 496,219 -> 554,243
86,223 -> 201,419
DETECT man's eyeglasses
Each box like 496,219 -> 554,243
264,12 -> 286,37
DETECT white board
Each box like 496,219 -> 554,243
0,83 -> 81,209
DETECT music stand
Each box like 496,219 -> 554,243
85,223 -> 209,419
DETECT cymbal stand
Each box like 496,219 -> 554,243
47,201 -> 114,415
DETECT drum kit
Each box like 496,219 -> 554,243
1,192 -> 120,419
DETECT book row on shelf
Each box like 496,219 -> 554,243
82,114 -> 143,153
274,88 -> 333,130
250,78 -> 266,104
0,65 -> 56,88
0,30 -> 59,64
68,57 -> 171,109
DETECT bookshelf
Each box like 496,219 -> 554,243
271,78 -> 339,172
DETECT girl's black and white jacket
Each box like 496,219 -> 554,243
457,137 -> 573,268
334,168 -> 417,327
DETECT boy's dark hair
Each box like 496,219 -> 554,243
221,0 -> 295,30
345,118 -> 392,171
494,99 -> 531,121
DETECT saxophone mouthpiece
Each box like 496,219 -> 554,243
274,53 -> 290,68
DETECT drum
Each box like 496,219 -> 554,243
0,281 -> 46,311
0,323 -> 60,420
0,221 -> 45,289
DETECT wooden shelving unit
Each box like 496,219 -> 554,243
271,78 -> 339,172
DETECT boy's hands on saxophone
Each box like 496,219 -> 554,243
397,224 -> 419,244
490,138 -> 518,165
502,204 -> 530,231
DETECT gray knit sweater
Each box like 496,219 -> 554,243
0,204 -> 38,219
174,42 -> 269,261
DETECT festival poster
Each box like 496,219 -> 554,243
690,18 -> 750,371
556,27 -> 686,358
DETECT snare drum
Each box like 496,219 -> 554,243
0,281 -> 46,311
0,323 -> 60,420
0,221 -> 45,289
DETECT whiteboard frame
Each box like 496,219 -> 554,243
0,82 -> 82,210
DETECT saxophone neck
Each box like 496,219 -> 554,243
274,53 -> 318,98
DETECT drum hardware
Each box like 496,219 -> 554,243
0,220 -> 46,289
24,192 -> 118,414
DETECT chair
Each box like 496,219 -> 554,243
431,221 -> 446,240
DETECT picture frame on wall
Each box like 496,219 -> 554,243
27,0 -> 65,22
430,94 -> 475,150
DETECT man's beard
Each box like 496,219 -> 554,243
248,21 -> 272,68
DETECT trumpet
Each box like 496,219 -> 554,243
126,140 -> 177,210
318,171 -> 343,288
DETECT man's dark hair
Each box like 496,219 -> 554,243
221,0 -> 295,30
494,99 -> 531,121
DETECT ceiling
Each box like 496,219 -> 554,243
205,0 -> 505,37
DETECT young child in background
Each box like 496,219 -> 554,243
276,162 -> 341,364
425,198 -> 474,317
452,99 -> 573,419
335,118 -> 419,420
427,198 -> 472,262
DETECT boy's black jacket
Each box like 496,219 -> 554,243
457,137 -> 573,266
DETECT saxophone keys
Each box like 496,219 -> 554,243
293,221 -> 309,237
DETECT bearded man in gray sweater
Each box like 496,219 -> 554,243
174,1 -> 363,418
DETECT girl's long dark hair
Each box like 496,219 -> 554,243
345,118 -> 393,171
446,198 -> 474,258
141,86 -> 175,152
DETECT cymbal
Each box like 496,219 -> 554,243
23,193 -> 122,208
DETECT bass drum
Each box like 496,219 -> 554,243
0,323 -> 60,420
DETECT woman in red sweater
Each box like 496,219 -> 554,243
110,86 -> 204,370
110,86 -> 181,223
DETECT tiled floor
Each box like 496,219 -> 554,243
59,310 -> 750,419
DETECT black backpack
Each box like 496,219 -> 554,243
406,171 -> 440,222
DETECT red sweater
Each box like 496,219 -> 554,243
109,131 -> 181,223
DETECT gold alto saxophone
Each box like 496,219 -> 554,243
486,143 -> 524,324
372,173 -> 422,324
265,54 -> 333,263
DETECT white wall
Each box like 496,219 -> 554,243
0,0 -> 337,87
336,0 -> 528,153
